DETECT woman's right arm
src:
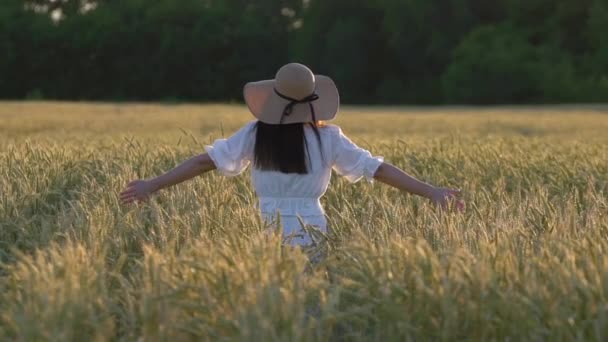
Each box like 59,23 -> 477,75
120,121 -> 256,204
120,153 -> 216,204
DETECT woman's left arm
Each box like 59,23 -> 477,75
373,162 -> 464,211
120,153 -> 216,204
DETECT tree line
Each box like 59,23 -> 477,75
2,0 -> 607,104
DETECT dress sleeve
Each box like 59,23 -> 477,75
331,127 -> 384,183
205,121 -> 256,176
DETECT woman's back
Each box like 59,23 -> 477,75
205,121 -> 383,219
252,124 -> 336,217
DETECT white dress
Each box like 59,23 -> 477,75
205,121 -> 383,246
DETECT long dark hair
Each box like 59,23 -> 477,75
253,121 -> 323,174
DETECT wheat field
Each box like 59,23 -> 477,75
0,102 -> 607,341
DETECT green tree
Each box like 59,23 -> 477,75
2,0 -> 607,103
442,25 -> 541,104
584,0 -> 608,100
0,0 -> 56,98
10,0 -> 303,101
380,0 -> 481,103
291,0 -> 388,103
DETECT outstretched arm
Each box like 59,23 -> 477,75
373,162 -> 464,210
120,153 -> 216,204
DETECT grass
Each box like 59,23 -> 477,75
0,101 -> 607,341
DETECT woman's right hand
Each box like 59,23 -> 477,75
120,180 -> 157,204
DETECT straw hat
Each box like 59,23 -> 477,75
243,63 -> 340,124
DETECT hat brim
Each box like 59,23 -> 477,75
243,75 -> 339,124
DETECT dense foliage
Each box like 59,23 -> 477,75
2,0 -> 608,103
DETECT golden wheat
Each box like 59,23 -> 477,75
0,102 -> 607,341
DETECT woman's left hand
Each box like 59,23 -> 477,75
429,187 -> 465,212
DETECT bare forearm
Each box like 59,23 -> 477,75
149,154 -> 216,192
373,162 -> 436,199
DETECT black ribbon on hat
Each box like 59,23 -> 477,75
274,88 -> 319,124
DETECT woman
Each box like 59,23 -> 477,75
120,63 -> 463,246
